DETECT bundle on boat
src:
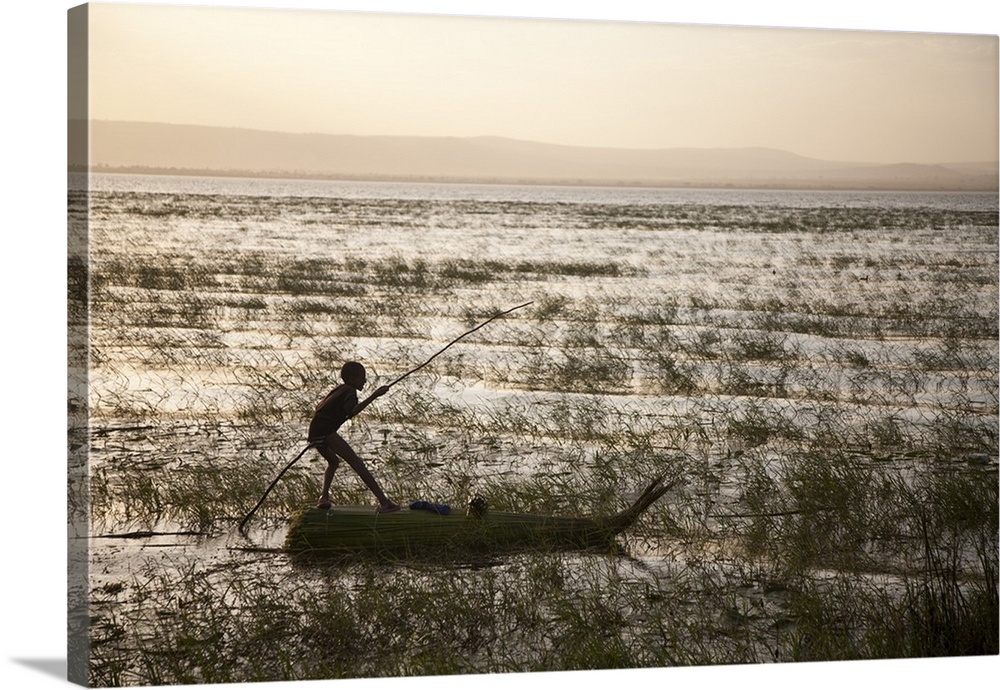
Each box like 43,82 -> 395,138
284,474 -> 675,555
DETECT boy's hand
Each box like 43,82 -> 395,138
372,385 -> 391,397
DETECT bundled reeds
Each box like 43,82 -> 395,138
285,475 -> 674,554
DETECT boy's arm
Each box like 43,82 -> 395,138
350,385 -> 391,418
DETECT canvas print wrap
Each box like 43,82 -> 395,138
68,3 -> 999,687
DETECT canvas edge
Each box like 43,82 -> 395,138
67,3 -> 91,687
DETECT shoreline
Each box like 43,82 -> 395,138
72,165 -> 1000,194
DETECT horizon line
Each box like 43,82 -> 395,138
81,118 -> 1000,167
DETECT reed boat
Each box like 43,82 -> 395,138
284,474 -> 674,554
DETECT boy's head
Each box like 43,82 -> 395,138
340,361 -> 367,389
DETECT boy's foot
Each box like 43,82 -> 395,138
316,497 -> 332,509
376,502 -> 401,514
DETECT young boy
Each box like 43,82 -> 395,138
308,361 -> 400,513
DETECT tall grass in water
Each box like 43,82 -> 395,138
89,542 -> 802,686
876,468 -> 999,657
731,449 -> 998,660
85,187 -> 998,684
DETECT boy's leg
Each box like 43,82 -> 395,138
316,446 -> 340,507
325,433 -> 398,510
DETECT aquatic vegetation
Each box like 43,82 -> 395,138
79,177 -> 998,685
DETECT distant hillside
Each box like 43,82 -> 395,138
72,120 -> 999,192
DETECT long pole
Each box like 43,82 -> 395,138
238,443 -> 314,535
237,301 -> 533,535
386,301 -> 533,387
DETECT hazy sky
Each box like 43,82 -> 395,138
85,2 -> 998,164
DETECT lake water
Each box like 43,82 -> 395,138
84,172 -> 998,209
73,173 -> 998,685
